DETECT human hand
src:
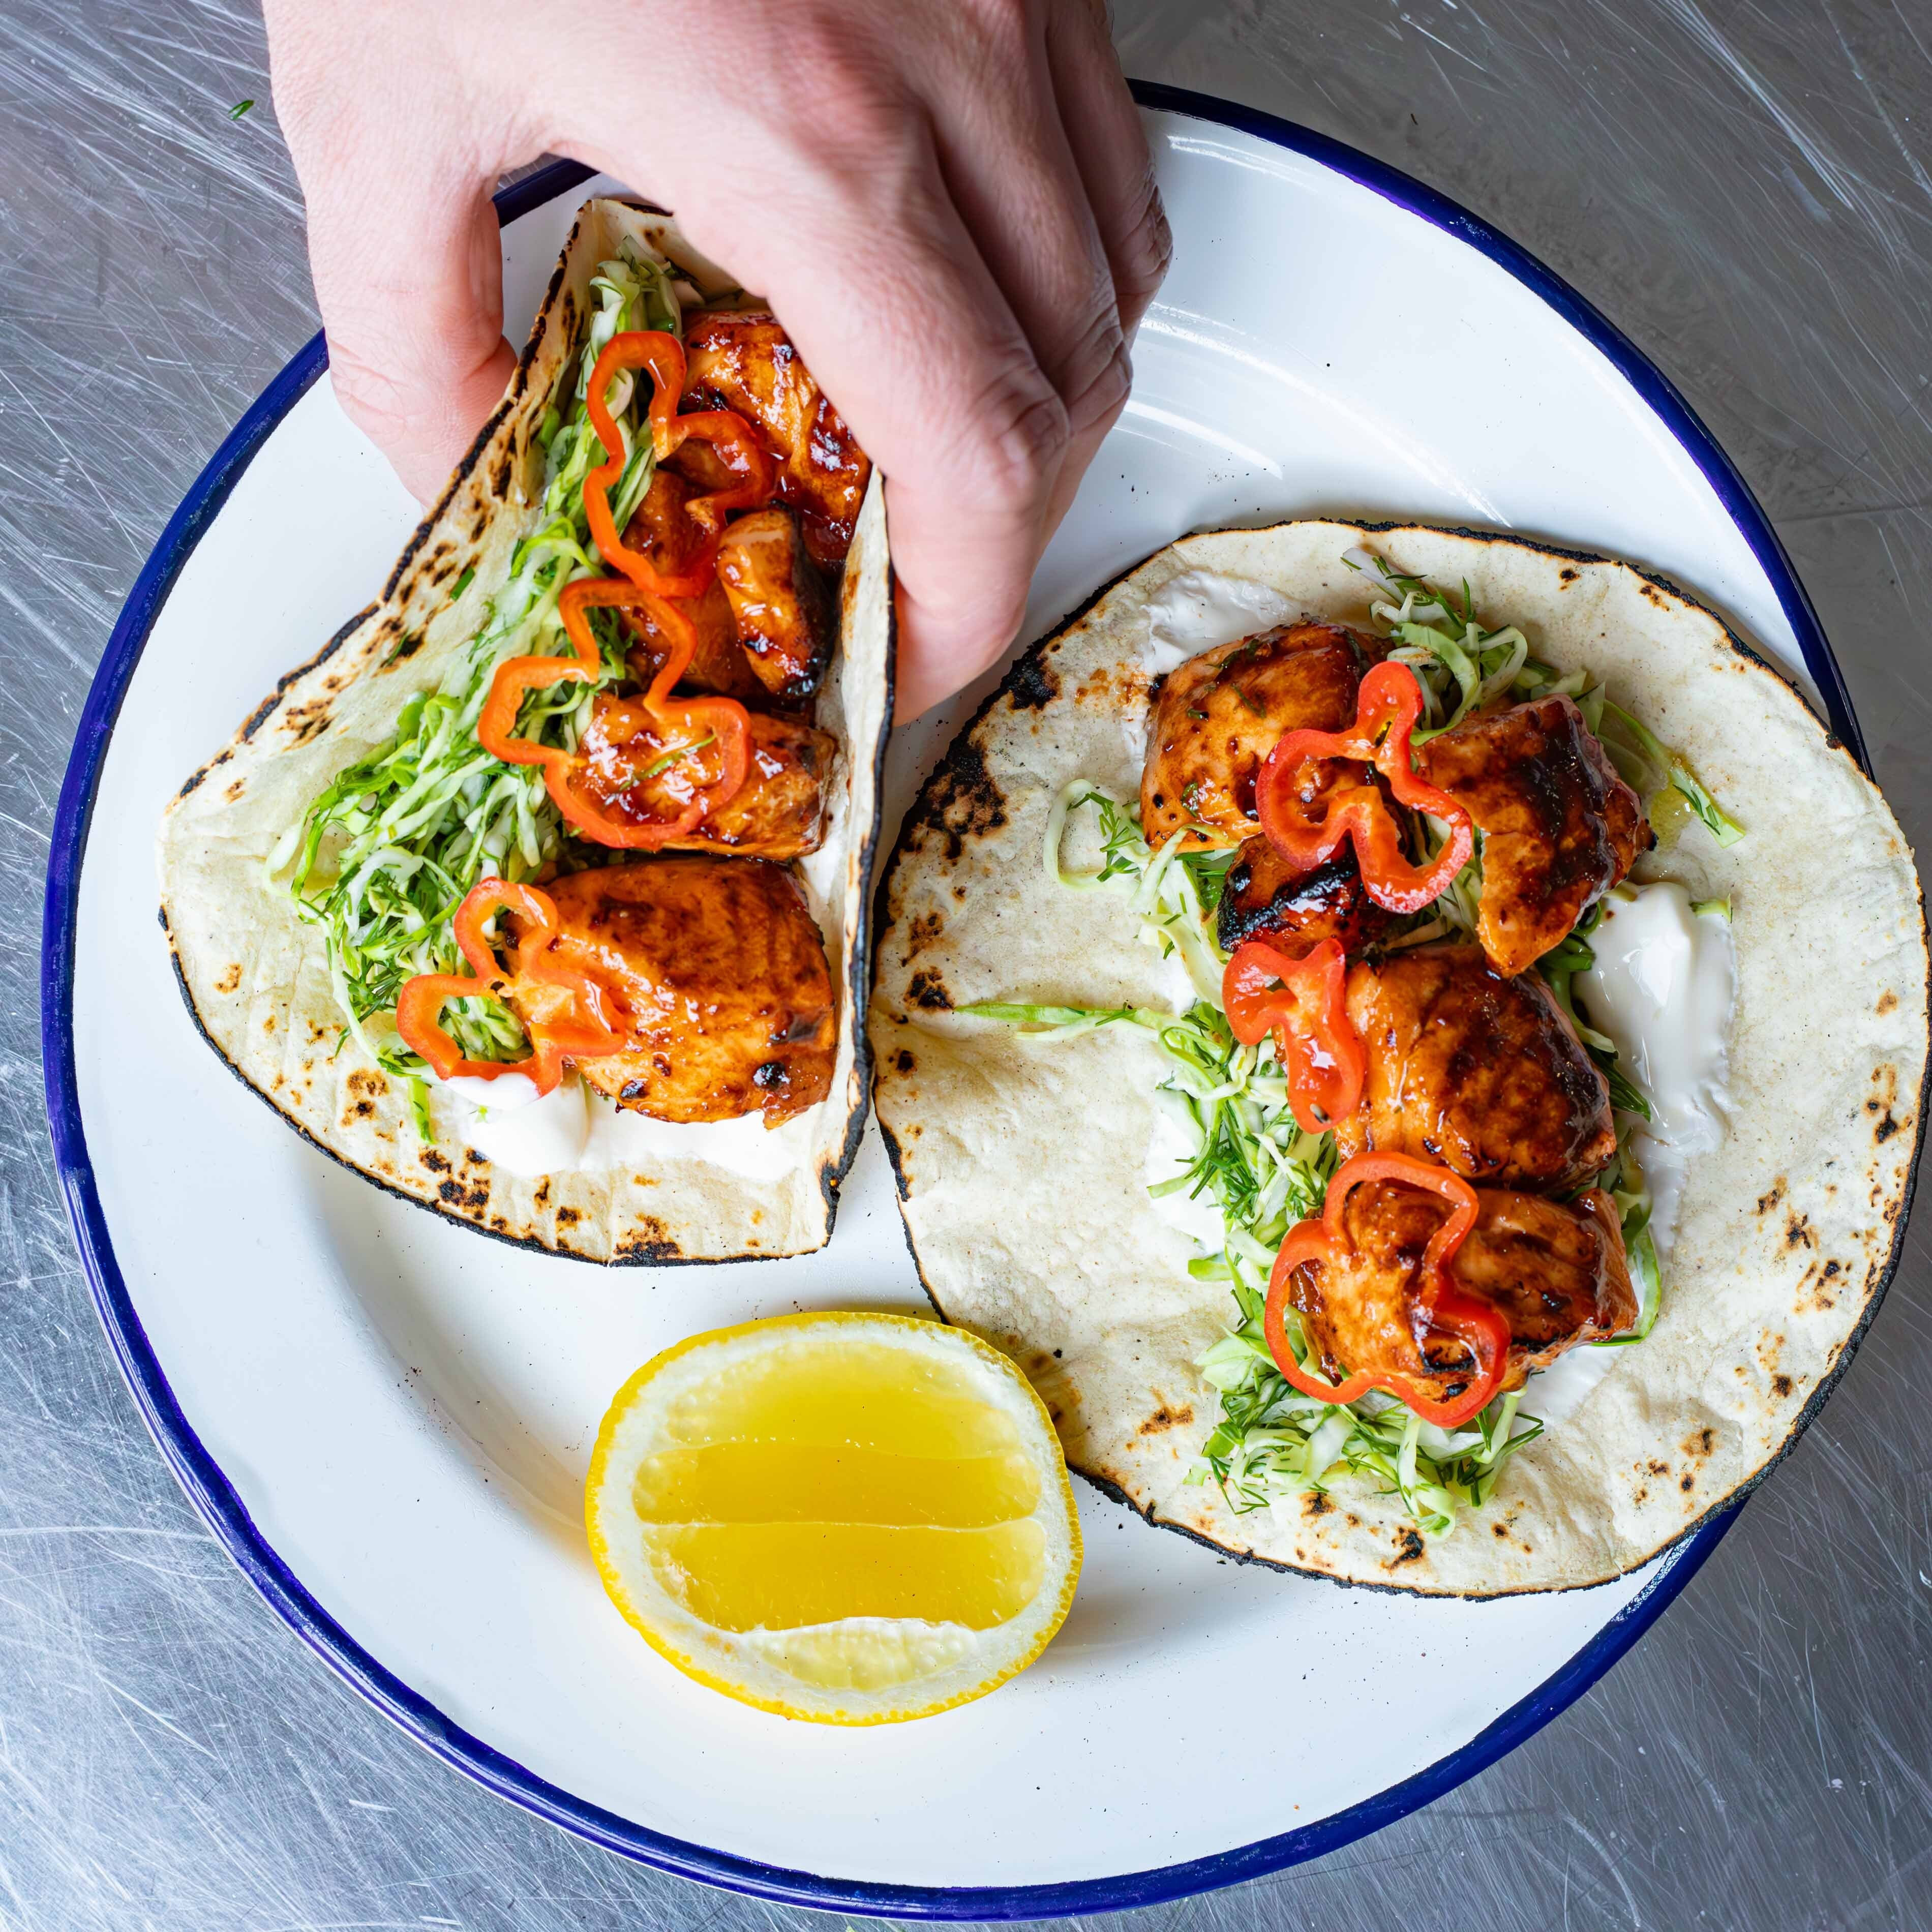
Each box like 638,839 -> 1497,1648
264,0 -> 1169,717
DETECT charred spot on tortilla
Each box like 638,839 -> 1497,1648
899,910 -> 945,961
614,1218 -> 682,1262
911,738 -> 1008,863
1008,651 -> 1061,711
905,970 -> 950,1012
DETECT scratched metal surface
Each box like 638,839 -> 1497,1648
4,0 -> 1929,1924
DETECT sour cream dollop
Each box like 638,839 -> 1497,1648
432,1072 -> 823,1183
1576,880 -> 1737,1265
1504,880 -> 1736,1428
1142,1099 -> 1226,1249
1142,570 -> 1293,677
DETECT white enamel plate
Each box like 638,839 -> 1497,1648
45,89 -> 1865,1916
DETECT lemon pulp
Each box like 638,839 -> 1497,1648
585,1313 -> 1082,1723
638,1341 -> 1045,1635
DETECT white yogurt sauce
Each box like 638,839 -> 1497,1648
1524,881 -> 1736,1427
795,836 -> 847,921
1576,880 -> 1736,1265
1142,570 -> 1294,677
435,1072 -> 590,1173
433,1072 -> 822,1182
586,1098 -> 823,1181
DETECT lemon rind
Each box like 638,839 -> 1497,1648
585,1310 -> 1081,1726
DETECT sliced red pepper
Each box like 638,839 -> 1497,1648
395,880 -> 625,1093
1254,660 -> 1475,915
1222,937 -> 1365,1134
1262,1151 -> 1511,1429
475,577 -> 752,850
581,332 -> 774,597
474,331 -> 771,849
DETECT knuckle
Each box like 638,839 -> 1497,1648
766,92 -> 924,217
326,349 -> 411,437
1066,333 -> 1133,438
960,0 -> 1036,43
1052,305 -> 1132,437
965,374 -> 1071,503
1116,169 -> 1174,302
750,19 -> 911,169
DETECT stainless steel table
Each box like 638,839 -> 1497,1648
6,2 -> 1929,1925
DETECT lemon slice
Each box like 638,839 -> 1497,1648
585,1311 -> 1081,1724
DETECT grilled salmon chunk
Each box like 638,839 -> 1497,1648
580,703 -> 833,859
1285,1180 -> 1637,1402
679,310 -> 871,565
1415,693 -> 1649,976
1334,942 -> 1615,1189
715,507 -> 835,700
1141,623 -> 1381,853
619,470 -> 765,700
545,859 -> 834,1125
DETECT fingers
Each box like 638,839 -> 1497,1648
265,0 -> 517,504
1031,2 -> 1169,539
616,1 -> 1152,715
1047,0 -> 1172,340
620,95 -> 1076,718
315,176 -> 516,506
924,2 -> 1129,451
912,0 -> 1141,577
265,0 -> 1164,709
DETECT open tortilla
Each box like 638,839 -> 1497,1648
160,198 -> 894,1263
871,520 -> 1926,1593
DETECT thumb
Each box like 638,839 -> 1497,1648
268,9 -> 515,504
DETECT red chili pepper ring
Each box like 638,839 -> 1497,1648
1254,660 -> 1474,915
1262,1151 -> 1512,1430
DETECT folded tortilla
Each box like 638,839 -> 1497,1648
160,198 -> 894,1263
870,520 -> 1926,1593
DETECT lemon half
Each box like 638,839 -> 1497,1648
585,1311 -> 1081,1724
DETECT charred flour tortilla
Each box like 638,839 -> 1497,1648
160,199 -> 894,1263
871,520 -> 1926,1594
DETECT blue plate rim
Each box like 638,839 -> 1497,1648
41,91 -> 1835,1917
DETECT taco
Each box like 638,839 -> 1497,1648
870,520 -> 1926,1593
161,197 -> 894,1264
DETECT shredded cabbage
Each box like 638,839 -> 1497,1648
269,245 -> 680,1093
967,551 -> 1739,1534
980,787 -> 1545,1535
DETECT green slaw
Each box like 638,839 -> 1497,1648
265,246 -> 684,1116
963,557 -> 1740,1533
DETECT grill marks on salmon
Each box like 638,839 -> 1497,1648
1136,614 -> 1653,1400
1287,1180 -> 1637,1403
679,309 -> 872,567
1417,693 -> 1650,976
1141,622 -> 1381,853
547,859 -> 835,1126
1334,944 -> 1615,1190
